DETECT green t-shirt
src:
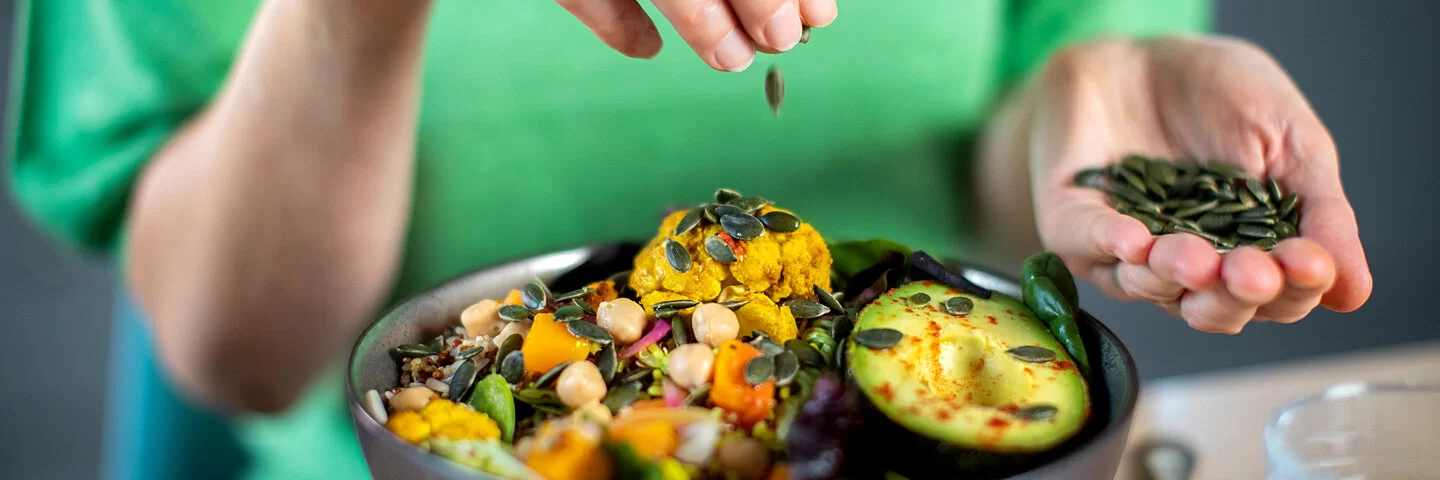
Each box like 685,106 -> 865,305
8,1 -> 1208,478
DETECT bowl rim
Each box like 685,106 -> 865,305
343,242 -> 1141,478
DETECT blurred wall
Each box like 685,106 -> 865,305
0,1 -> 1436,479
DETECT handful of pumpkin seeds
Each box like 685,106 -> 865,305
1074,155 -> 1302,252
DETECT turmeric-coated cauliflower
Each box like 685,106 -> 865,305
629,205 -> 830,342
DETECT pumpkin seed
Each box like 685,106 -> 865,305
908,292 -> 931,306
427,335 -> 446,352
522,282 -> 549,310
663,239 -> 692,273
722,300 -> 750,310
813,286 -> 845,317
752,336 -> 785,357
1006,346 -> 1057,364
703,235 -> 738,263
1205,160 -> 1247,178
1267,179 -> 1283,203
1238,207 -> 1278,219
392,343 -> 438,359
675,208 -> 704,236
1016,404 -> 1059,421
1254,238 -> 1279,250
1122,155 -> 1150,174
500,351 -> 525,384
534,360 -> 572,389
1115,187 -> 1152,208
448,359 -> 480,401
655,308 -> 679,319
1237,225 -> 1277,239
603,382 -> 643,413
497,305 -> 534,323
1238,216 -> 1277,226
456,346 -> 485,361
1216,182 -> 1238,201
1172,174 -> 1198,197
798,25 -> 812,44
684,384 -> 711,406
1147,161 -> 1179,185
597,344 -> 618,384
574,298 -> 595,315
1073,168 -> 1108,188
853,328 -> 903,349
1144,177 -> 1168,201
496,334 -> 523,375
714,204 -> 749,219
553,305 -> 584,323
608,270 -> 632,288
671,317 -> 692,345
1117,167 -> 1148,194
831,314 -> 854,340
515,388 -> 563,407
1237,185 -> 1259,208
654,299 -> 699,311
773,351 -> 800,387
616,368 -> 655,386
1173,199 -> 1219,218
715,188 -> 743,204
567,321 -> 614,344
1278,194 -> 1300,219
1175,226 -> 1221,243
1283,208 -> 1299,226
785,339 -> 826,367
1196,213 -> 1234,231
1275,221 -> 1297,239
784,299 -> 830,319
1247,178 -> 1271,205
759,211 -> 801,233
720,213 -> 765,241
1216,236 -> 1238,249
943,297 -> 974,315
555,286 -> 595,303
1209,202 -> 1250,215
745,356 -> 774,386
765,65 -> 784,115
1128,212 -> 1167,235
1132,201 -> 1164,216
702,203 -> 721,223
728,196 -> 774,213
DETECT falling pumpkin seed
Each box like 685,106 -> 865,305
765,66 -> 784,116
714,188 -> 743,204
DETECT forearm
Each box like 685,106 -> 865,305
972,72 -> 1045,265
125,0 -> 433,412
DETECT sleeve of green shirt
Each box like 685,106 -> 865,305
1002,0 -> 1214,84
6,0 -> 238,257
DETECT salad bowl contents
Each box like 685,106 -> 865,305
347,189 -> 1138,480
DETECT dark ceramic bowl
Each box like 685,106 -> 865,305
346,243 -> 1139,480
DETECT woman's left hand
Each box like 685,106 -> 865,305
993,36 -> 1372,333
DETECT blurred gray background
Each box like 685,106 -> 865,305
2,1 -> 1437,479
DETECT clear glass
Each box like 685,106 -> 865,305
1265,382 -> 1440,480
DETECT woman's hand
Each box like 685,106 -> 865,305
553,0 -> 836,71
984,36 -> 1372,334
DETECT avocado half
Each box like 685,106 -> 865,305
847,281 -> 1091,477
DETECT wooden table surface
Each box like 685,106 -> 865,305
1114,340 -> 1440,480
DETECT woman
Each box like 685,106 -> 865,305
10,0 -> 1371,478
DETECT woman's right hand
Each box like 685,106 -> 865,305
554,0 -> 836,72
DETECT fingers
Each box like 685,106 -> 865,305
1178,247 -> 1283,333
729,0 -> 802,53
1040,190 -> 1154,268
1147,233 -> 1223,291
1298,195 -> 1372,312
555,0 -> 663,59
652,0 -> 756,71
798,0 -> 837,27
1256,238 -> 1336,323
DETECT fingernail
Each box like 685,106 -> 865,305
714,30 -> 754,72
765,3 -> 801,51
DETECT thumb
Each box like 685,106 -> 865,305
1037,184 -> 1155,272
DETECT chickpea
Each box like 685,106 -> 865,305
715,436 -> 770,480
691,303 -> 739,347
461,299 -> 502,338
391,386 -> 437,412
492,321 -> 530,348
596,298 -> 647,344
667,343 -> 715,390
556,361 -> 608,408
571,399 -> 613,425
